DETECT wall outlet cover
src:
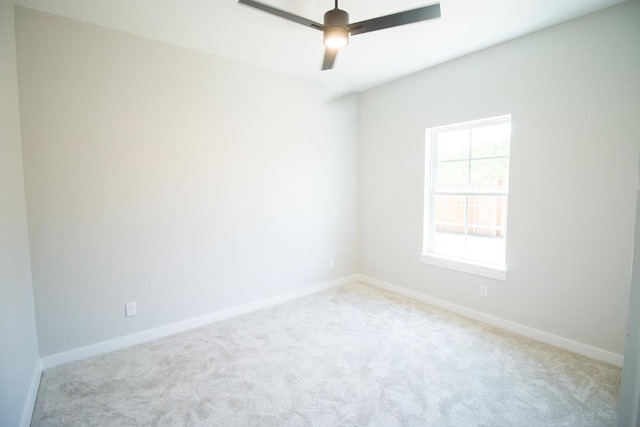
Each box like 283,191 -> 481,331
125,302 -> 137,317
480,285 -> 489,298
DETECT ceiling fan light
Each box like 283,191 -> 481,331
323,27 -> 349,49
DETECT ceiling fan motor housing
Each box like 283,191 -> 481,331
323,8 -> 350,48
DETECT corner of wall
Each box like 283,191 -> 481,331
20,359 -> 43,427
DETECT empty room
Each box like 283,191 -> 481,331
2,0 -> 640,425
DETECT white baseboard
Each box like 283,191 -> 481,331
40,273 -> 624,370
357,274 -> 624,367
42,275 -> 358,369
21,358 -> 43,427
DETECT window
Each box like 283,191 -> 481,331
422,115 -> 511,281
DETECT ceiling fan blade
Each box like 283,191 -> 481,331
348,3 -> 441,36
238,0 -> 325,30
322,48 -> 338,70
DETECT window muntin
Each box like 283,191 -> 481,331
423,116 -> 511,276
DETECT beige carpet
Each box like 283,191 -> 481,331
32,283 -> 621,426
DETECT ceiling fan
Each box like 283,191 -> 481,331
238,0 -> 441,70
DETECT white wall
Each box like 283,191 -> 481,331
358,0 -> 640,355
0,1 -> 40,426
15,7 -> 359,357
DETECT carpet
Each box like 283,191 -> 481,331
31,282 -> 621,426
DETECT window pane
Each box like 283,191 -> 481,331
471,123 -> 510,158
469,158 -> 509,190
467,195 -> 507,236
433,195 -> 466,258
437,160 -> 468,190
437,129 -> 470,161
433,232 -> 466,259
466,196 -> 507,265
434,195 -> 466,234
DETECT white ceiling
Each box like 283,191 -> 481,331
14,0 -> 626,97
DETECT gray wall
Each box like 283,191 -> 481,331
358,0 -> 640,355
15,7 -> 359,357
0,1 -> 40,426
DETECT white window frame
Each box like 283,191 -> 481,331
421,115 -> 511,281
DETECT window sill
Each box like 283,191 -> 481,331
420,253 -> 507,281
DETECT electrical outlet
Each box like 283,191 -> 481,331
479,285 -> 489,298
329,259 -> 335,269
125,302 -> 137,317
